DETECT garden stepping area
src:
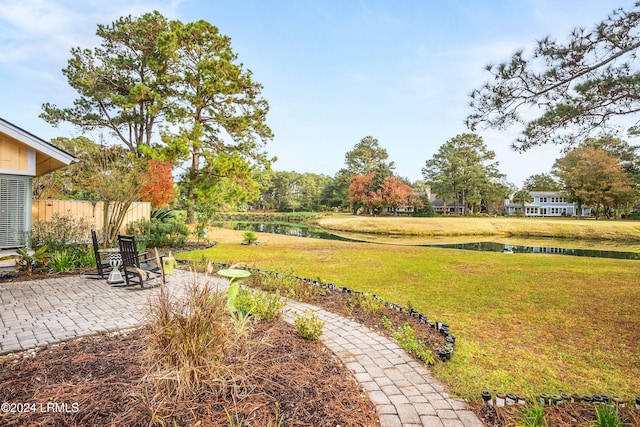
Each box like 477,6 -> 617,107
0,269 -> 483,427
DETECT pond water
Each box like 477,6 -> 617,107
211,221 -> 359,242
213,221 -> 640,260
427,241 -> 640,260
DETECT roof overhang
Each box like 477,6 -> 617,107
0,118 -> 75,176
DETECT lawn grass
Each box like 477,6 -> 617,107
317,213 -> 640,240
177,227 -> 640,402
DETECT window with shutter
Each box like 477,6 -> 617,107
0,175 -> 31,249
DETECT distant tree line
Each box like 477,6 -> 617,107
38,5 -> 640,223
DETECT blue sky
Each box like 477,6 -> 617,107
1,0 -> 637,186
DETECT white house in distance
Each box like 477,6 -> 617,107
504,191 -> 592,217
0,118 -> 74,249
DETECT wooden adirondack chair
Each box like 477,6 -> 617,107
88,229 -> 112,279
117,235 -> 164,288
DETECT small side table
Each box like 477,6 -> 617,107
100,247 -> 124,285
217,268 -> 251,312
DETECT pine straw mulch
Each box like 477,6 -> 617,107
305,288 -> 448,355
470,402 -> 640,427
0,321 -> 379,426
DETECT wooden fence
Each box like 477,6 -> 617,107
32,200 -> 151,236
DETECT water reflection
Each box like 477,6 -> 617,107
428,242 -> 640,260
211,221 -> 359,242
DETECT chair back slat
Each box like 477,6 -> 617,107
118,235 -> 140,268
91,230 -> 100,253
91,230 -> 105,277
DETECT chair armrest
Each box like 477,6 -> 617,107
139,252 -> 163,266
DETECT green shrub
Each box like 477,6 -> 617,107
126,217 -> 189,247
49,250 -> 80,272
77,248 -> 95,268
412,196 -> 435,217
294,309 -> 325,340
235,288 -> 283,321
30,213 -> 90,252
391,322 -> 435,365
47,245 -> 93,272
382,315 -> 393,330
243,230 -> 258,245
246,270 -> 320,302
346,293 -> 385,316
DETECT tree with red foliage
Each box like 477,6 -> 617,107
348,173 -> 375,214
379,176 -> 414,215
367,188 -> 385,215
139,160 -> 178,209
349,174 -> 422,215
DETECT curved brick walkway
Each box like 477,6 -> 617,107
0,270 -> 482,427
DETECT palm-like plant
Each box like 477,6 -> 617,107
16,246 -> 49,274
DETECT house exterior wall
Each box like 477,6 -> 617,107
430,199 -> 464,215
0,135 -> 35,176
505,191 -> 592,217
384,205 -> 414,215
0,118 -> 75,250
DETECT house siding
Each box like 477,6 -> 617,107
505,191 -> 591,217
0,136 -> 34,176
0,118 -> 75,249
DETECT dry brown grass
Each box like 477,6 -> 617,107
317,213 -> 640,240
143,278 -> 266,424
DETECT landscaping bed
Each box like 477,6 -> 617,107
471,401 -> 640,426
0,321 -> 378,426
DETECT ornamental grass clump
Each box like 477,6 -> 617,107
520,403 -> 547,427
593,404 -> 626,427
143,278 -> 264,421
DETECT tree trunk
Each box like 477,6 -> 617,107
101,200 -> 133,246
452,185 -> 458,215
461,189 -> 467,215
186,147 -> 201,224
